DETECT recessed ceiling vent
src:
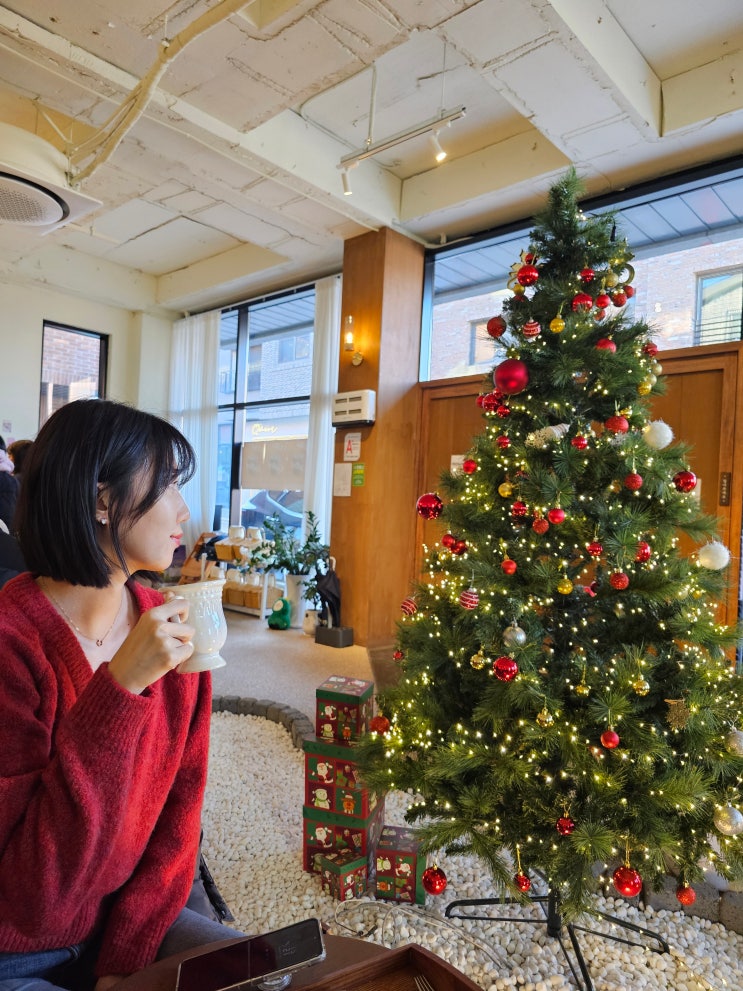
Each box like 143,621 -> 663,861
0,123 -> 100,231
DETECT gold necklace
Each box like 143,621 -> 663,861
40,579 -> 126,647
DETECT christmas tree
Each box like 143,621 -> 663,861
356,169 -> 743,920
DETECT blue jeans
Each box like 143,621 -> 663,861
0,908 -> 237,990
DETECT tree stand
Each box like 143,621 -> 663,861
445,887 -> 669,991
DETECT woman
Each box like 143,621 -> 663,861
0,400 -> 233,990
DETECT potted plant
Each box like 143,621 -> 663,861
263,511 -> 330,629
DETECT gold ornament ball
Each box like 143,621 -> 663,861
498,482 -> 514,498
637,381 -> 652,396
633,677 -> 651,696
470,650 -> 487,671
652,361 -> 663,375
536,707 -> 554,728
557,577 -> 573,595
605,270 -> 619,288
550,316 -> 566,334
575,682 -> 591,697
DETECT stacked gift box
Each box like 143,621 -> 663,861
302,675 -> 426,904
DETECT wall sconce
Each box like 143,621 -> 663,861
343,315 -> 364,365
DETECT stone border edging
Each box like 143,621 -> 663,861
212,694 -> 314,749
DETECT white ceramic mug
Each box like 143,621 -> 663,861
173,578 -> 228,673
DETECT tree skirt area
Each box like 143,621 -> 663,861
202,712 -> 742,991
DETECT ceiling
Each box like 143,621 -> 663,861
0,0 -> 741,317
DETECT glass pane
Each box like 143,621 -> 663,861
218,310 -> 238,405
238,400 -> 309,535
40,324 -> 105,427
697,270 -> 743,345
429,288 -> 511,380
215,409 -> 235,533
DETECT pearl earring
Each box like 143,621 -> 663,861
98,517 -> 108,525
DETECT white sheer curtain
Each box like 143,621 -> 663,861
168,309 -> 220,552
303,275 -> 341,543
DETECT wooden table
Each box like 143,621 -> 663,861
114,934 -> 388,991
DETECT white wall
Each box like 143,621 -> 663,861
0,279 -> 175,443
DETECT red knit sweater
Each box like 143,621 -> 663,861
0,572 -> 212,976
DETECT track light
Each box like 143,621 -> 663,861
339,106 -> 465,174
430,130 -> 446,163
341,168 -> 352,196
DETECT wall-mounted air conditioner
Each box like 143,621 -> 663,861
331,389 -> 376,427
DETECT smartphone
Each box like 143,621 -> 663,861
175,918 -> 326,991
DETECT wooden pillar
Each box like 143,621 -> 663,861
330,227 -> 424,649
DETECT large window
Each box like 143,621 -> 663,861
216,288 -> 315,535
39,321 -> 107,426
422,160 -> 743,379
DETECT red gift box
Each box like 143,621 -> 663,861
374,824 -> 426,904
315,675 -> 374,745
316,850 -> 368,901
303,799 -> 385,874
303,736 -> 379,819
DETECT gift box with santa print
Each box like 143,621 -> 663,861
374,824 -> 426,904
303,798 -> 385,874
315,675 -> 374,745
316,850 -> 368,901
303,736 -> 379,819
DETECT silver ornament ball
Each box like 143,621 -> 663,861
725,728 -> 743,757
714,805 -> 743,836
503,624 -> 527,648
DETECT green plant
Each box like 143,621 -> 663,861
263,510 -> 329,580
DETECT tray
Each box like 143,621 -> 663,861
298,943 -> 483,991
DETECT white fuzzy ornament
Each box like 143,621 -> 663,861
526,423 -> 569,448
643,420 -> 674,449
698,541 -> 731,570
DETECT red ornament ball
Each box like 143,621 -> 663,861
501,558 -> 518,575
676,885 -> 696,906
517,263 -> 539,286
486,315 -> 507,339
673,469 -> 697,493
601,729 -> 620,749
482,392 -> 500,412
511,500 -> 528,518
369,714 -> 390,735
497,434 -> 511,449
392,649 -> 404,662
462,458 -> 477,475
595,293 -> 611,309
613,865 -> 643,897
547,507 -> 565,525
586,540 -> 603,557
571,434 -> 588,450
556,815 -> 576,836
460,588 -> 479,610
401,597 -> 417,616
441,532 -> 457,549
605,414 -> 629,434
642,341 -> 659,357
609,571 -> 630,590
416,492 -> 443,520
493,656 -> 519,682
580,267 -> 595,284
494,358 -> 529,395
532,517 -> 550,535
595,338 -> 617,352
624,472 -> 643,491
496,404 -> 512,419
572,291 -> 593,312
452,539 -> 468,556
625,285 -> 636,298
514,872 -> 532,892
422,865 -> 448,896
611,290 -> 628,307
476,394 -> 486,408
635,540 -> 652,563
522,319 -> 541,339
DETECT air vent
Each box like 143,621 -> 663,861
0,123 -> 100,230
331,390 -> 376,426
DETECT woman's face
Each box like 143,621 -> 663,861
109,480 -> 190,575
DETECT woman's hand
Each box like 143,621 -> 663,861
107,596 -> 195,694
94,976 -> 126,991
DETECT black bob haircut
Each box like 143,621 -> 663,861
17,399 -> 196,587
